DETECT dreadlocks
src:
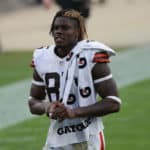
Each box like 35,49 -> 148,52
50,9 -> 88,41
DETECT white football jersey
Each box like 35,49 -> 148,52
33,40 -> 115,147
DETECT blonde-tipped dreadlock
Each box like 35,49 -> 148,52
50,9 -> 88,41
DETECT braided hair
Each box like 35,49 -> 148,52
50,9 -> 88,41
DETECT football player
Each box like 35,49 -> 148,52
28,9 -> 121,150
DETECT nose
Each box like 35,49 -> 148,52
55,27 -> 63,34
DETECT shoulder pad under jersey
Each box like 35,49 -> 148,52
78,40 -> 116,56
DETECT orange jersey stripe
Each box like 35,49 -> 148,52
94,53 -> 108,58
93,59 -> 110,63
99,132 -> 105,150
93,52 -> 110,63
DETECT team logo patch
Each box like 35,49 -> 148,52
78,57 -> 87,68
80,87 -> 91,98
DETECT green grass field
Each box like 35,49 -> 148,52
0,51 -> 32,86
0,51 -> 149,150
0,79 -> 149,150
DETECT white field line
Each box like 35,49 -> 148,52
110,45 -> 150,88
0,79 -> 34,129
0,46 -> 150,129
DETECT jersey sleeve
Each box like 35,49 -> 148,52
30,47 -> 46,86
32,69 -> 45,86
30,47 -> 43,68
80,40 -> 116,69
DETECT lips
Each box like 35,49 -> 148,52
55,36 -> 64,42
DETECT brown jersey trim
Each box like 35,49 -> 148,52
93,52 -> 110,63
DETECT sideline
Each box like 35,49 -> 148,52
0,46 -> 150,129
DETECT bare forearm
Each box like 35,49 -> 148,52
74,99 -> 120,118
28,98 -> 50,115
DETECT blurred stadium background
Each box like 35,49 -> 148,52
0,0 -> 150,150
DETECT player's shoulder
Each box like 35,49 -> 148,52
33,46 -> 49,56
33,45 -> 54,59
79,40 -> 116,56
78,40 -> 116,64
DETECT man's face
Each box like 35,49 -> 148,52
52,17 -> 79,48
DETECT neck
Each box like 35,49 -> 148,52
55,42 -> 78,58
